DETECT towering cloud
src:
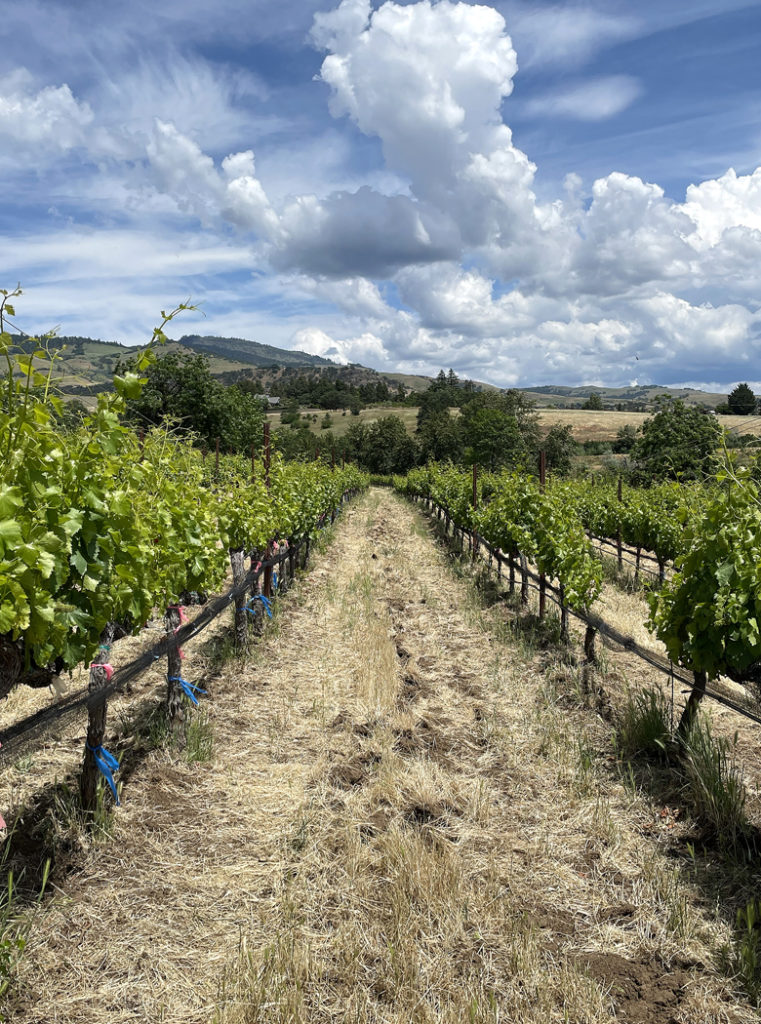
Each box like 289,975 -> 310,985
4,0 -> 761,387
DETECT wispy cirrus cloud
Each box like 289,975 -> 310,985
522,75 -> 642,121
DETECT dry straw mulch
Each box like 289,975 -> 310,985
4,488 -> 760,1023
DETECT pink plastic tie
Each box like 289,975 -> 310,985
168,604 -> 188,624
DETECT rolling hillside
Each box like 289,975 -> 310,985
11,331 -> 728,409
524,383 -> 726,409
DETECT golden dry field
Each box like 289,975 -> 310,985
268,405 -> 761,443
538,409 -> 761,442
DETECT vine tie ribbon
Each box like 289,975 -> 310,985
168,676 -> 207,706
87,743 -> 121,805
246,595 -> 273,619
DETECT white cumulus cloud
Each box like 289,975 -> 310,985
0,69 -> 92,152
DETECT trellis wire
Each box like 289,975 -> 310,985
420,496 -> 761,730
0,495 -> 358,767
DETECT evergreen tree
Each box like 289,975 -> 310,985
727,382 -> 757,415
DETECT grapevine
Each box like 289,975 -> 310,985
0,292 -> 368,698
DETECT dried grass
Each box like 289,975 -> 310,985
3,490 -> 759,1023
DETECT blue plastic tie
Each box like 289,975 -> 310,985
87,743 -> 120,805
246,595 -> 273,619
272,571 -> 279,591
168,676 -> 207,706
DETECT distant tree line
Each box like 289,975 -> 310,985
275,369 -> 578,477
235,368 -> 406,412
113,353 -> 731,485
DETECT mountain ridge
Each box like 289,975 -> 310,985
10,331 -> 728,406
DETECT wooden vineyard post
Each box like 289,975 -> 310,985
165,606 -> 186,737
264,422 -> 271,490
215,437 -> 220,480
538,451 -> 547,620
584,623 -> 598,666
471,464 -> 479,562
249,552 -> 265,636
677,670 -> 707,740
278,545 -> 286,594
509,550 -> 516,596
288,538 -> 297,582
298,534 -> 310,570
635,546 -> 641,581
559,583 -> 569,642
520,553 -> 529,605
263,543 -> 274,602
230,548 -> 248,649
280,539 -> 293,594
80,624 -> 117,815
617,476 -> 623,570
276,542 -> 287,594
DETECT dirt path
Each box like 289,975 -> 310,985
7,489 -> 758,1023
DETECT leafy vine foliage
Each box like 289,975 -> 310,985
398,456 -> 761,705
648,460 -> 761,695
395,463 -> 602,612
0,289 -> 367,697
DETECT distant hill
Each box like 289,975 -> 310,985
523,383 -> 726,409
9,331 -> 727,408
8,332 -> 341,397
177,334 -> 334,369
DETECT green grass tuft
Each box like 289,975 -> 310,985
613,687 -> 671,761
681,716 -> 749,850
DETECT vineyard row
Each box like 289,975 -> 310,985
0,483 -> 366,820
395,462 -> 761,735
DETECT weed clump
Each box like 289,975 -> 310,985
728,898 -> 761,1007
614,686 -> 671,761
681,717 -> 749,851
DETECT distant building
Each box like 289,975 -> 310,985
255,394 -> 281,408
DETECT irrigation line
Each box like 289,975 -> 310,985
421,497 -> 761,730
0,499 -> 351,766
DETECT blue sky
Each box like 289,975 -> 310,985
1,0 -> 760,390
